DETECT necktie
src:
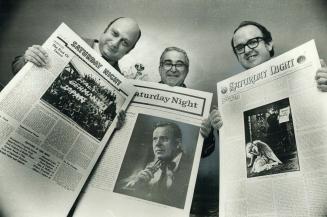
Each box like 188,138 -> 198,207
158,162 -> 175,189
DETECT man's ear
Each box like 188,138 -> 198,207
266,41 -> 273,52
232,37 -> 240,60
125,45 -> 134,54
176,138 -> 182,150
159,65 -> 164,77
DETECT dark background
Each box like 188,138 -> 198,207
115,113 -> 199,182
114,114 -> 199,208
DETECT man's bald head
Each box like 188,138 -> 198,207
99,17 -> 141,63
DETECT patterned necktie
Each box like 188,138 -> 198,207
158,162 -> 176,189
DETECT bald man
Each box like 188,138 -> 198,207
11,17 -> 141,129
12,17 -> 141,74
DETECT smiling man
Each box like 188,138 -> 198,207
232,22 -> 273,70
97,17 -> 141,71
231,21 -> 327,91
12,17 -> 141,74
158,47 -> 189,87
157,47 -> 222,215
11,17 -> 141,129
158,46 -> 222,159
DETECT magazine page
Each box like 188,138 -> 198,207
0,23 -> 135,217
73,80 -> 212,217
218,40 -> 327,217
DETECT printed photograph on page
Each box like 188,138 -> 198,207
243,98 -> 300,178
41,56 -> 125,141
113,113 -> 199,209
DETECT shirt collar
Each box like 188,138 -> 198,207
170,152 -> 182,172
93,40 -> 101,55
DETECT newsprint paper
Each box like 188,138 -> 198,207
218,40 -> 327,217
73,80 -> 212,217
0,23 -> 135,217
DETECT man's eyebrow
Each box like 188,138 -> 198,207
236,37 -> 261,46
234,41 -> 246,47
110,27 -> 132,46
110,27 -> 118,32
122,37 -> 131,44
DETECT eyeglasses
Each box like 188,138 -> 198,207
234,37 -> 265,54
161,61 -> 187,70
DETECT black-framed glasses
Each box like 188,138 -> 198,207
161,61 -> 187,70
234,37 -> 265,54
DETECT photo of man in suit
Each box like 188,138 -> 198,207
114,118 -> 196,209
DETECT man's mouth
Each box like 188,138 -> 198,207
155,149 -> 165,154
166,74 -> 179,78
109,47 -> 117,53
246,54 -> 257,61
105,45 -> 117,54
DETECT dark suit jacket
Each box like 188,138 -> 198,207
11,38 -> 121,75
158,81 -> 216,158
123,153 -> 193,209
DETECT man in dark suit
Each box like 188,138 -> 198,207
11,17 -> 141,128
158,46 -> 222,155
123,122 -> 192,208
231,20 -> 327,91
12,17 -> 141,75
158,46 -> 222,215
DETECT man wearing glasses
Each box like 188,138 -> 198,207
231,20 -> 327,91
158,46 -> 222,216
158,46 -> 222,156
158,47 -> 189,87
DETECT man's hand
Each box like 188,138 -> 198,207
200,108 -> 223,138
200,118 -> 211,138
209,108 -> 223,130
115,110 -> 126,130
125,168 -> 154,188
23,45 -> 49,67
316,59 -> 327,92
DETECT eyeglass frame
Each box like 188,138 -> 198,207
160,61 -> 188,71
233,37 -> 266,54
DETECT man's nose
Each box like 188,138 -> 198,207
154,139 -> 162,146
170,65 -> 178,72
111,38 -> 120,48
244,45 -> 253,54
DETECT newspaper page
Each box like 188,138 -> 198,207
218,40 -> 327,217
73,80 -> 212,217
0,23 -> 135,217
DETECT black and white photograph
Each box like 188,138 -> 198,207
243,98 -> 299,178
42,57 -> 123,141
114,114 -> 199,209
1,0 -> 327,216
